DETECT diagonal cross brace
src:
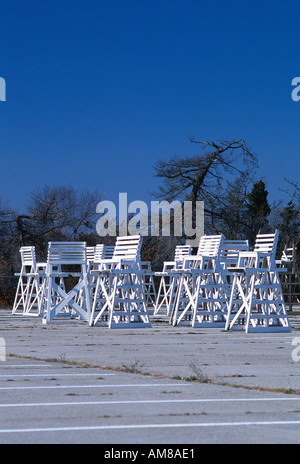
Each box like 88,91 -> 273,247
46,278 -> 91,322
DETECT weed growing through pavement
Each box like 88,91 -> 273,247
121,359 -> 145,374
173,362 -> 211,383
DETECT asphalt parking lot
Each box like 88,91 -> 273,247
1,309 -> 300,444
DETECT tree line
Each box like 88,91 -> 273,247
0,138 -> 299,305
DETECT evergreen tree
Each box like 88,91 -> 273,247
278,201 -> 300,252
246,180 -> 271,245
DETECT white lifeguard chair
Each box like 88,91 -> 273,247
42,242 -> 91,324
89,235 -> 151,328
225,231 -> 291,333
12,247 -> 46,316
154,245 -> 193,316
170,235 -> 226,327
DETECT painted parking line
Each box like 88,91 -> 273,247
0,373 -> 117,378
0,396 -> 299,408
0,383 -> 191,391
1,420 -> 300,434
0,365 -> 53,368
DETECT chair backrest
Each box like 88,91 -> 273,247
253,230 -> 279,267
20,246 -> 37,270
253,230 -> 279,255
93,244 -> 105,263
113,235 -> 142,262
86,246 -> 96,263
196,235 -> 224,259
90,244 -> 116,264
220,240 -> 249,267
103,245 -> 115,259
182,235 -> 224,270
174,245 -> 192,262
281,245 -> 297,262
236,231 -> 280,269
47,242 -> 87,266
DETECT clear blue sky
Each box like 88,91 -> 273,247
0,0 -> 300,212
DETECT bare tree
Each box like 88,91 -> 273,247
25,185 -> 101,258
28,186 -> 97,235
153,138 -> 258,236
0,199 -> 19,273
0,187 -> 102,304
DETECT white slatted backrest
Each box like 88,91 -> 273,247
237,231 -> 280,269
253,231 -> 279,255
220,240 -> 249,267
20,246 -> 36,268
253,230 -> 279,268
103,245 -> 115,259
94,244 -> 105,263
113,235 -> 142,262
87,247 -> 96,263
93,244 -> 115,263
47,242 -> 87,265
182,235 -> 224,270
196,235 -> 224,259
174,245 -> 192,262
281,245 -> 296,262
